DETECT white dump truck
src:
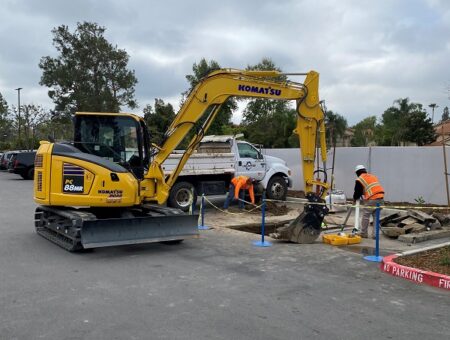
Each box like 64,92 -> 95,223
162,135 -> 293,210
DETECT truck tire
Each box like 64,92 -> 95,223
26,167 -> 34,180
168,181 -> 197,212
266,175 -> 287,201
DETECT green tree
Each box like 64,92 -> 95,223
143,99 -> 176,146
242,58 -> 288,124
182,58 -> 235,135
241,58 -> 298,147
378,98 -> 435,146
0,93 -> 13,150
351,116 -> 378,146
442,106 -> 450,122
39,22 -> 138,113
38,111 -> 73,142
20,104 -> 48,150
325,110 -> 348,147
244,108 -> 298,148
403,108 -> 436,146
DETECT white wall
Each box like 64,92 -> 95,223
264,147 -> 450,205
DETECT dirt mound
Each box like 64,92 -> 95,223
288,190 -> 305,198
245,201 -> 291,216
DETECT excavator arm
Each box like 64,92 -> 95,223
142,69 -> 328,207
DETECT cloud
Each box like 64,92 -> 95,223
0,0 -> 449,125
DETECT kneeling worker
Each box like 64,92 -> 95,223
224,175 -> 256,210
353,165 -> 385,238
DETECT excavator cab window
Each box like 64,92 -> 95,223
74,114 -> 148,179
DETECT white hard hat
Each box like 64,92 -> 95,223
355,164 -> 366,172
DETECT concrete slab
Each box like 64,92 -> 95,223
398,228 -> 450,244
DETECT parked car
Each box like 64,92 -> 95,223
8,151 -> 36,179
0,151 -> 19,170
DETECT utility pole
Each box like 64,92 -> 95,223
15,87 -> 23,147
429,103 -> 438,123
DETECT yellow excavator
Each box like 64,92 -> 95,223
33,69 -> 329,251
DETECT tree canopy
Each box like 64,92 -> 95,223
0,93 -> 13,149
39,22 -> 138,113
182,58 -> 235,135
377,98 -> 435,146
350,98 -> 436,146
351,116 -> 378,147
240,58 -> 299,147
143,99 -> 176,146
325,110 -> 348,147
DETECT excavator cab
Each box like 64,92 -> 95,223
74,113 -> 151,179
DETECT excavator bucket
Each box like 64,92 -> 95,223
270,193 -> 329,243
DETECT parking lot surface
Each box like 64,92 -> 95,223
0,171 -> 449,340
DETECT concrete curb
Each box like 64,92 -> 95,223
401,241 -> 450,256
381,253 -> 450,291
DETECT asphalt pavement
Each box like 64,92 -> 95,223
0,171 -> 449,340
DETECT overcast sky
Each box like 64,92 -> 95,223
1,0 -> 449,125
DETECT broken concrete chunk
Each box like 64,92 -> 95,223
426,220 -> 442,230
432,212 -> 450,226
381,226 -> 405,238
407,210 -> 436,223
379,211 -> 407,225
402,224 -> 416,234
408,223 -> 426,233
398,228 -> 450,243
398,217 -> 420,226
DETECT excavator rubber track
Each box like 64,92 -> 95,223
35,205 -> 199,252
270,193 -> 329,243
35,206 -> 92,251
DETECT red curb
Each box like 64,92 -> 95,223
381,254 -> 450,291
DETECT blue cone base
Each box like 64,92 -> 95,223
253,240 -> 272,247
364,255 -> 383,262
198,225 -> 210,230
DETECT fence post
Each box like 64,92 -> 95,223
364,202 -> 383,262
198,194 -> 210,230
253,191 -> 272,247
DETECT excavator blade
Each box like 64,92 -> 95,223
81,214 -> 199,248
35,205 -> 199,251
270,193 -> 328,244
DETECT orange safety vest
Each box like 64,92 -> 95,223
357,173 -> 384,200
231,176 -> 255,204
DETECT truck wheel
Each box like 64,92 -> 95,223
266,176 -> 287,201
26,167 -> 34,180
168,181 -> 197,212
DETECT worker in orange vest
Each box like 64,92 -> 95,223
224,175 -> 256,210
353,165 -> 385,239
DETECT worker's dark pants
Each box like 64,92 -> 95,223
223,184 -> 245,209
361,199 -> 384,237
